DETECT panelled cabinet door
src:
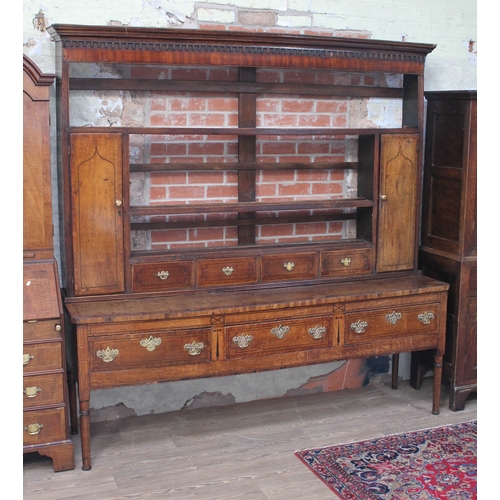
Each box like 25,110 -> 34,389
376,134 -> 419,272
70,134 -> 125,296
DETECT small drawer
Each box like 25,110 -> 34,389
90,327 -> 212,372
321,248 -> 373,277
23,373 -> 65,408
23,407 -> 67,446
197,257 -> 257,287
132,261 -> 194,292
23,342 -> 63,373
344,301 -> 440,345
23,319 -> 63,342
261,252 -> 317,282
224,314 -> 332,359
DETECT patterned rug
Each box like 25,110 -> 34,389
295,420 -> 477,499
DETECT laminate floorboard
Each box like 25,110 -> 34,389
22,380 -> 477,499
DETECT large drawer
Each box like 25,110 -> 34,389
89,327 -> 212,371
321,248 -> 373,277
131,260 -> 194,292
197,257 -> 258,286
23,373 -> 65,408
23,319 -> 63,342
344,299 -> 441,345
261,252 -> 318,282
23,342 -> 63,373
23,407 -> 67,446
224,309 -> 333,359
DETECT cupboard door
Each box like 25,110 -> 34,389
376,134 -> 419,272
70,134 -> 124,295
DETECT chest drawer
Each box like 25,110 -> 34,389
197,257 -> 257,287
23,319 -> 63,342
224,312 -> 333,359
89,327 -> 212,372
131,260 -> 194,292
344,300 -> 440,345
23,373 -> 65,408
23,407 -> 67,446
321,248 -> 373,277
261,252 -> 317,282
23,342 -> 63,373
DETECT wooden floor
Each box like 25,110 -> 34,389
23,380 -> 477,499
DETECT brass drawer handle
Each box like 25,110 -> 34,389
222,266 -> 234,276
380,194 -> 387,201
283,262 -> 295,271
308,325 -> 327,340
184,341 -> 205,356
385,311 -> 402,325
24,386 -> 42,398
418,311 -> 435,325
55,324 -> 62,331
340,257 -> 351,267
96,346 -> 120,363
156,270 -> 170,280
24,423 -> 44,435
232,333 -> 253,349
350,320 -> 368,334
23,353 -> 35,365
140,336 -> 162,352
271,324 -> 290,339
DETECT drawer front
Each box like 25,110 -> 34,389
132,260 -> 194,292
261,252 -> 317,282
23,319 -> 63,342
23,407 -> 67,446
23,342 -> 63,373
197,257 -> 257,286
344,302 -> 440,345
224,314 -> 332,359
23,373 -> 65,408
321,248 -> 373,277
90,327 -> 212,371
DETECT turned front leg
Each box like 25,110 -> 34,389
432,353 -> 443,415
79,399 -> 92,470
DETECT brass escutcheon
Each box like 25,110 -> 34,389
232,333 -> 253,348
340,257 -> 351,267
308,325 -> 327,339
385,311 -> 402,325
271,324 -> 290,339
184,341 -> 205,356
283,262 -> 295,271
23,353 -> 35,365
140,335 -> 162,352
418,311 -> 435,325
24,386 -> 42,398
24,423 -> 43,435
156,270 -> 170,280
221,266 -> 234,276
350,320 -> 368,334
97,346 -> 119,363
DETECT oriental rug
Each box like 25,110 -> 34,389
295,420 -> 477,499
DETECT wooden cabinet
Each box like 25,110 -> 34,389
23,55 -> 74,471
411,91 -> 477,411
48,25 -> 448,470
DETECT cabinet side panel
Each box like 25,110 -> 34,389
70,134 -> 125,295
376,134 -> 418,272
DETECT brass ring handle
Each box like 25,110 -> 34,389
140,336 -> 162,352
340,257 -> 351,267
23,353 -> 35,365
222,266 -> 234,276
283,262 -> 295,271
350,320 -> 368,334
24,423 -> 44,435
156,271 -> 170,280
184,341 -> 205,356
232,333 -> 253,349
96,346 -> 120,363
24,386 -> 42,398
308,325 -> 327,339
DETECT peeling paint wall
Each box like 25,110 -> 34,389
22,0 -> 476,421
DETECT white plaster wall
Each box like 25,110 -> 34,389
22,0 -> 477,419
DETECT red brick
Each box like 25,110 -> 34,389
208,98 -> 238,112
312,182 -> 343,196
316,100 -> 348,113
150,113 -> 187,126
151,229 -> 187,243
279,183 -> 311,197
281,99 -> 315,113
170,97 -> 206,112
150,171 -> 187,185
298,114 -> 331,127
260,114 -> 297,127
188,114 -> 226,127
150,186 -> 167,200
169,185 -> 205,200
171,67 -> 209,80
188,142 -> 226,156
